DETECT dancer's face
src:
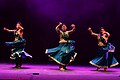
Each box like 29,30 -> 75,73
100,28 -> 106,35
16,23 -> 21,29
62,25 -> 67,31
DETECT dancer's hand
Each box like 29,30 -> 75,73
59,22 -> 62,25
88,27 -> 92,31
3,27 -> 7,31
71,24 -> 75,27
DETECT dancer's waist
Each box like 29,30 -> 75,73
59,40 -> 75,43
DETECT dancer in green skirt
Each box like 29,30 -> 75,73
46,22 -> 77,71
4,22 -> 32,68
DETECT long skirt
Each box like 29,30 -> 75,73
45,40 -> 77,65
5,39 -> 32,60
89,43 -> 119,68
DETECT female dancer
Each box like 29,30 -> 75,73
4,22 -> 32,68
45,22 -> 77,71
88,27 -> 119,71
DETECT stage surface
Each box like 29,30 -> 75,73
0,64 -> 120,80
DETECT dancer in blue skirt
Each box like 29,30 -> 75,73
4,22 -> 32,68
88,27 -> 119,71
45,22 -> 77,71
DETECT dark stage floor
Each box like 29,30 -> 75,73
0,63 -> 120,80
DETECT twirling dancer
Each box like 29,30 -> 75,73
88,27 -> 119,71
45,22 -> 77,71
4,22 -> 32,68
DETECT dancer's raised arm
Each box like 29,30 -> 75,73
88,27 -> 98,37
55,22 -> 62,33
68,24 -> 76,33
104,32 -> 110,37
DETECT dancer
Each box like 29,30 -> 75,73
4,22 -> 32,68
45,22 -> 77,71
88,27 -> 119,71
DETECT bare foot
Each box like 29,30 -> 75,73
104,68 -> 108,72
96,67 -> 100,71
60,67 -> 65,71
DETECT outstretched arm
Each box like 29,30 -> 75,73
55,22 -> 62,33
88,27 -> 98,37
3,27 -> 16,32
68,24 -> 76,33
